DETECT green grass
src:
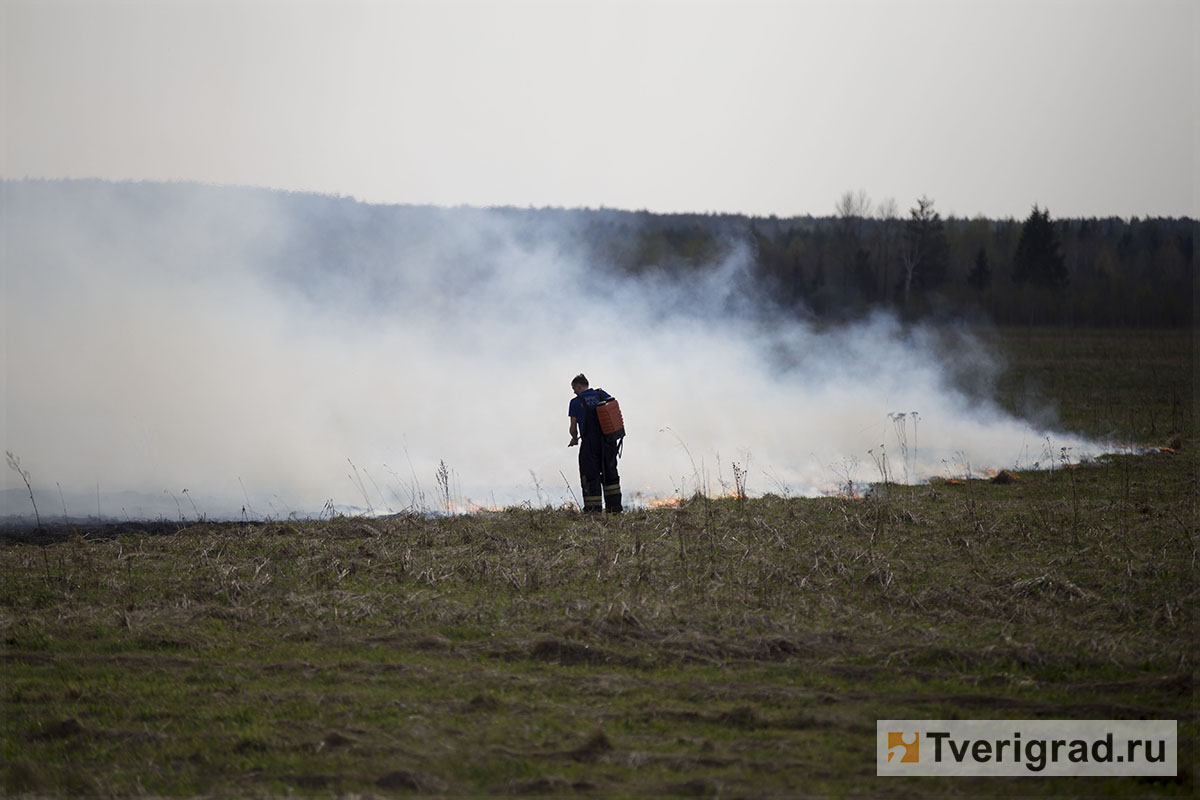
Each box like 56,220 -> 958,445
985,327 -> 1193,442
2,327 -> 1195,797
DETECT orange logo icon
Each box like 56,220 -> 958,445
887,731 -> 919,763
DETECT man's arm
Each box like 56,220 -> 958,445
568,417 -> 579,447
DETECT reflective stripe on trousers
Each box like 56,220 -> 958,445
603,482 -> 622,513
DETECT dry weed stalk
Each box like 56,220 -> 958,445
6,451 -> 42,529
436,460 -> 451,514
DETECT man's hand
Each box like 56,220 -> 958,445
569,436 -> 579,447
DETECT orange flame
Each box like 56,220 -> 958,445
633,488 -> 682,510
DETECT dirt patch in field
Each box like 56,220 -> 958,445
26,717 -> 168,747
488,627 -> 857,669
488,635 -> 639,668
504,775 -> 597,794
664,777 -> 722,796
366,631 -> 454,651
30,717 -> 86,741
375,769 -> 447,793
567,730 -> 614,762
319,730 -> 357,749
289,774 -> 341,790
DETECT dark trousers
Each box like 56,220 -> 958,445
579,434 -> 622,513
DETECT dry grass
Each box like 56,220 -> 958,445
3,449 -> 1195,796
2,327 -> 1196,796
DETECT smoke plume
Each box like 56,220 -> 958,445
1,180 -> 1097,519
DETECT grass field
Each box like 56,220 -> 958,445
2,327 -> 1195,797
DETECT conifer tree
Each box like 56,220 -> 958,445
900,196 -> 948,307
967,245 -> 991,290
1013,206 -> 1068,287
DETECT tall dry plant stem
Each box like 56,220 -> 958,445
6,451 -> 42,530
559,470 -> 581,511
436,460 -> 452,514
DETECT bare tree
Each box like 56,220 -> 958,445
836,189 -> 873,245
835,189 -> 872,295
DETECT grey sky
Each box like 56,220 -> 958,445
3,0 -> 1196,218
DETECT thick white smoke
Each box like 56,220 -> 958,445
2,181 -> 1098,519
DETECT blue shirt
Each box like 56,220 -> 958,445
569,387 -> 611,438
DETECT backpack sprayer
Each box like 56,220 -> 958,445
595,396 -> 625,457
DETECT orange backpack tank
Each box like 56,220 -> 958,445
596,397 -> 625,443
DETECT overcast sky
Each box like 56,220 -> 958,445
3,0 -> 1196,219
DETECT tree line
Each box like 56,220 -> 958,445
572,194 -> 1194,328
8,180 -> 1192,327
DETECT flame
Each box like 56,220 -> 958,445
645,495 -> 682,509
632,487 -> 682,510
1098,439 -> 1180,456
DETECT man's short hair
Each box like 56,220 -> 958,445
572,373 -> 589,388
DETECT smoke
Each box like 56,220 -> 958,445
1,180 -> 1097,519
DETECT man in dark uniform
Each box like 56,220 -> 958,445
568,373 -> 622,513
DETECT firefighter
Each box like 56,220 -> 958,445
568,373 -> 622,513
